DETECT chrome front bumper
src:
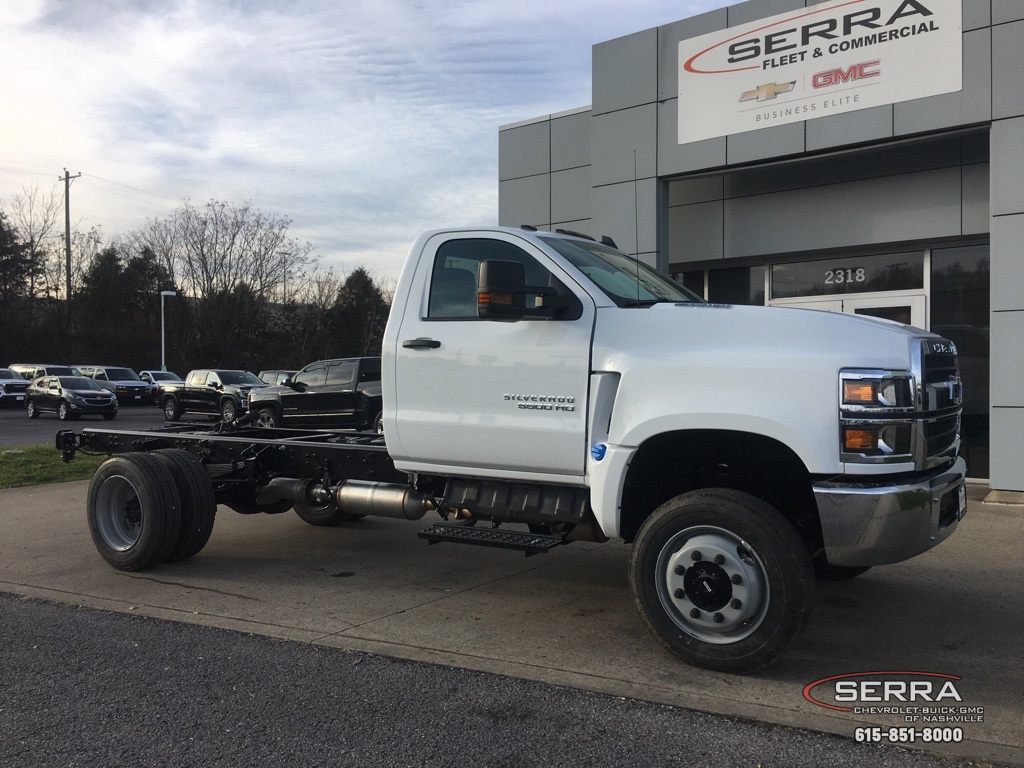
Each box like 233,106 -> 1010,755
812,457 -> 967,567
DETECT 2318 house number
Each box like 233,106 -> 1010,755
825,267 -> 866,285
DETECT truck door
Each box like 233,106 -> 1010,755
391,232 -> 594,480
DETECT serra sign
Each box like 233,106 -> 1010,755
677,0 -> 962,144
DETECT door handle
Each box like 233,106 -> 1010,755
402,338 -> 441,349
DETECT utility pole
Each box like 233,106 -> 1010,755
62,168 -> 81,302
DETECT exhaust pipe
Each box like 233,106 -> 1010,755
336,480 -> 434,520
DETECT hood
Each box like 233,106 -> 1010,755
591,303 -> 943,472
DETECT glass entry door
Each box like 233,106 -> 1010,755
772,293 -> 926,329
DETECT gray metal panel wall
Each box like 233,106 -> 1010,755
990,116 -> 1024,490
498,119 -> 549,182
725,167 -> 963,258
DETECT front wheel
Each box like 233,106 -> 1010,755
255,407 -> 280,428
220,398 -> 237,423
163,397 -> 181,421
58,402 -> 72,421
629,488 -> 814,674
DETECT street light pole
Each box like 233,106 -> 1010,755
160,290 -> 177,372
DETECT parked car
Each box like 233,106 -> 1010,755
25,375 -> 118,421
160,369 -> 269,422
77,366 -> 152,404
248,357 -> 382,431
8,363 -> 79,380
0,368 -> 30,408
138,370 -> 185,404
258,369 -> 297,386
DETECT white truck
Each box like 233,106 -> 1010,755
58,226 -> 967,673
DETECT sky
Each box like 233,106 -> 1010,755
0,0 -> 726,284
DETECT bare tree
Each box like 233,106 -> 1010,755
133,199 -> 316,303
7,183 -> 62,307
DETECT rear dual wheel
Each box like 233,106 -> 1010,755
629,489 -> 814,674
87,450 -> 216,571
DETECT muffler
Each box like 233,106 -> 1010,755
336,480 -> 434,520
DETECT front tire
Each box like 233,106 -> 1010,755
58,402 -> 71,421
255,407 -> 280,428
102,412 -> 117,421
220,398 -> 237,423
87,453 -> 182,571
629,488 -> 814,674
163,397 -> 181,421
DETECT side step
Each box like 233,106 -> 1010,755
417,522 -> 567,556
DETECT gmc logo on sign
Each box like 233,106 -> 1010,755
812,60 -> 881,89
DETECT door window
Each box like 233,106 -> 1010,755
426,239 -> 553,319
294,363 -> 326,388
326,362 -> 356,386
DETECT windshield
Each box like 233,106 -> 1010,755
541,236 -> 702,307
58,377 -> 102,390
220,371 -> 264,386
151,372 -> 180,381
105,368 -> 140,380
0,369 -> 13,378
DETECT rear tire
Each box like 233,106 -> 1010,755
152,449 -> 217,562
87,453 -> 182,571
26,400 -> 39,419
629,488 -> 814,674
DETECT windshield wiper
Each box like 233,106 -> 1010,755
619,297 -> 675,307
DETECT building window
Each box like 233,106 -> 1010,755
771,252 -> 923,299
708,266 -> 765,305
672,270 -> 705,298
931,244 -> 989,479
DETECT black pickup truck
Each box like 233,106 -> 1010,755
247,357 -> 382,432
160,369 -> 268,422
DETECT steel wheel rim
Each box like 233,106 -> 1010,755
655,525 -> 769,644
94,474 -> 144,551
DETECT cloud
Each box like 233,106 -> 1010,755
0,0 -> 722,282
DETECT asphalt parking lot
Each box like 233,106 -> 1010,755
0,402 -> 171,448
0,470 -> 1020,766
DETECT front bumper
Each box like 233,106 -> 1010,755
813,457 -> 967,567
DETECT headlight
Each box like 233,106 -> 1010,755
839,369 -> 917,465
840,371 -> 913,411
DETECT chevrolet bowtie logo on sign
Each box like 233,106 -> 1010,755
677,0 -> 963,144
739,82 -> 796,103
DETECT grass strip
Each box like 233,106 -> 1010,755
0,445 -> 107,489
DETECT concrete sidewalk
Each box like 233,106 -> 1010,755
1,480 -> 1020,766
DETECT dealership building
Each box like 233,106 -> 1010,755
498,0 -> 1022,496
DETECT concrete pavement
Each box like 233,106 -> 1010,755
0,479 -> 1020,766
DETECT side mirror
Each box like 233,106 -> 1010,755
477,260 -> 528,321
477,260 -> 577,322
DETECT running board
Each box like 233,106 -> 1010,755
417,523 -> 567,556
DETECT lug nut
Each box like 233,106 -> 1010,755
714,554 -> 725,565
674,588 -> 685,599
730,599 -> 742,610
731,574 -> 742,585
689,608 -> 701,619
691,551 -> 703,561
713,613 -> 724,623
674,564 -> 685,575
